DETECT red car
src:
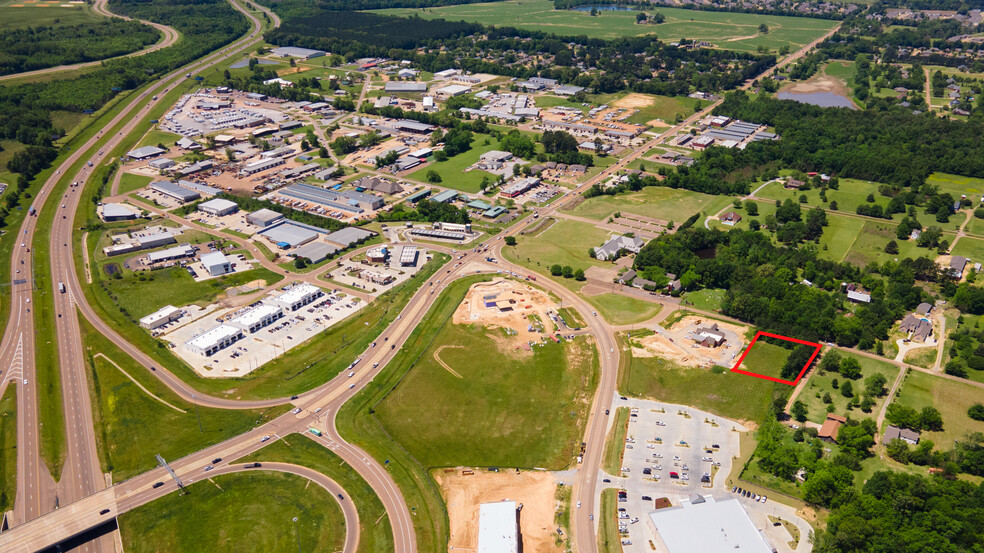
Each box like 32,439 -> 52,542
669,472 -> 679,479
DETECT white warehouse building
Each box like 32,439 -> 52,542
197,198 -> 239,216
646,496 -> 773,553
478,501 -> 519,553
139,305 -> 184,330
200,251 -> 233,276
272,282 -> 323,311
185,324 -> 244,357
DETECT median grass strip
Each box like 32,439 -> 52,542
236,436 -> 394,553
597,488 -> 620,553
118,471 -> 345,553
79,314 -> 288,481
0,385 -> 16,512
602,407 -> 629,475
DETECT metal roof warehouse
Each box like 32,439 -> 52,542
149,181 -> 200,203
258,222 -> 321,248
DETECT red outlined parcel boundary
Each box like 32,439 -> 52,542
730,331 -> 822,386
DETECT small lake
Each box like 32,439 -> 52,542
570,5 -> 634,11
776,91 -> 856,110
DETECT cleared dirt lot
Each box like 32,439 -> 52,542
632,316 -> 748,368
452,278 -> 557,349
435,469 -> 564,553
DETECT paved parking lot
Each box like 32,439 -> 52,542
595,395 -> 747,553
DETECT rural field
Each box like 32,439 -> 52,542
506,217 -> 613,273
796,353 -> 899,425
119,472 -> 346,553
408,135 -> 504,193
374,0 -> 837,52
0,0 -> 107,30
892,370 -> 984,447
737,338 -> 795,381
618,332 -> 779,424
569,186 -> 733,224
375,308 -> 599,469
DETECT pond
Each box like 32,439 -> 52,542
570,5 -> 635,11
776,91 -> 857,110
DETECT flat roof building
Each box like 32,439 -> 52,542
99,203 -> 139,222
432,189 -> 459,204
198,198 -> 238,216
150,180 -> 200,203
500,177 -> 540,198
178,180 -> 221,196
477,501 -> 519,553
271,46 -> 326,59
385,81 -> 427,93
399,245 -> 419,266
137,231 -> 177,249
291,241 -> 339,264
281,183 -> 385,212
147,243 -> 196,264
272,282 -> 323,311
325,226 -> 376,248
139,305 -> 183,330
435,84 -> 470,98
259,222 -> 319,249
149,158 -> 175,170
248,208 -> 284,228
229,303 -> 283,333
185,324 -> 244,357
200,251 -> 233,277
646,496 -> 772,553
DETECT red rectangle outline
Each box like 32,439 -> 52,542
730,331 -> 823,386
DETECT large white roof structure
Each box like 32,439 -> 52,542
647,497 -> 772,553
478,501 -> 518,553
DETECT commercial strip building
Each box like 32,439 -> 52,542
645,496 -> 772,553
147,243 -> 196,264
228,303 -> 283,333
185,324 -> 244,357
272,282 -> 323,311
477,501 -> 519,553
500,177 -> 540,198
139,305 -> 184,330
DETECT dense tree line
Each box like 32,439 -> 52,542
707,91 -> 984,188
0,19 -> 161,76
633,228 -> 934,348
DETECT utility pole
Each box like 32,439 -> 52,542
193,394 -> 203,433
293,517 -> 301,553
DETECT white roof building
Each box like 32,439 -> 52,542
273,282 -> 323,311
185,324 -> 244,356
478,501 -> 518,553
646,496 -> 772,553
139,305 -> 184,330
200,251 -> 232,277
229,303 -> 283,333
198,198 -> 238,216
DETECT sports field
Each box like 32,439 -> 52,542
569,186 -> 734,224
375,0 -> 837,53
119,472 -> 345,553
375,308 -> 599,469
892,370 -> 984,447
618,332 -> 779,423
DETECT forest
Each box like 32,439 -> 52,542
632,228 -> 932,348
0,19 -> 161,76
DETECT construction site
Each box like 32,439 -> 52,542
631,316 -> 749,369
452,278 -> 565,351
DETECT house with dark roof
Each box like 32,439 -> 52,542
617,270 -> 636,285
916,302 -> 933,315
785,178 -> 804,190
818,414 -> 847,443
720,211 -> 742,226
950,255 -> 969,278
899,314 -> 934,342
883,424 -> 920,445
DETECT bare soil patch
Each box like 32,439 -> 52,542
632,315 -> 749,368
779,74 -> 850,98
612,93 -> 654,109
453,278 -> 557,350
435,469 -> 564,553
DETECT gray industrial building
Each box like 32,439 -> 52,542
258,222 -> 320,249
128,145 -> 166,160
200,251 -> 233,276
150,180 -> 201,203
247,208 -> 284,228
384,81 -> 428,93
324,226 -> 376,248
280,183 -> 385,213
271,46 -> 326,59
197,198 -> 238,216
291,241 -> 339,264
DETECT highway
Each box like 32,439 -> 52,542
0,13 -> 844,553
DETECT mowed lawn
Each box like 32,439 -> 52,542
376,309 -> 598,469
119,472 -> 345,553
119,173 -> 153,195
0,386 -> 15,513
817,214 -> 865,263
585,292 -> 661,325
796,353 -> 899,425
737,339 -> 792,381
618,333 -> 779,423
840,219 -> 927,267
892,370 -> 984,447
375,0 -> 837,52
83,318 -> 287,481
623,95 -> 700,125
0,0 -> 106,30
408,136 -> 503,193
507,218 -> 613,272
570,186 -> 733,224
949,236 -> 984,262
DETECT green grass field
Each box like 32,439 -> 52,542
82,316 -> 288,481
597,489 -> 620,553
137,129 -> 181,149
375,0 -> 837,53
238,437 -> 394,553
618,332 -> 779,423
738,339 -> 792,381
118,172 -> 153,195
570,186 -> 734,224
375,298 -> 598,469
893,370 -> 984,447
408,136 -> 503,193
949,236 -> 984,263
796,353 -> 899,425
558,306 -> 586,328
506,218 -> 612,273
602,407 -> 629,475
119,471 -> 345,553
585,292 -> 662,325
0,386 -> 15,513
622,94 -> 701,126
840,219 -> 928,266
0,0 -> 106,30
685,288 -> 726,312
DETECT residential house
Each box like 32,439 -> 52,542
818,414 -> 847,443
